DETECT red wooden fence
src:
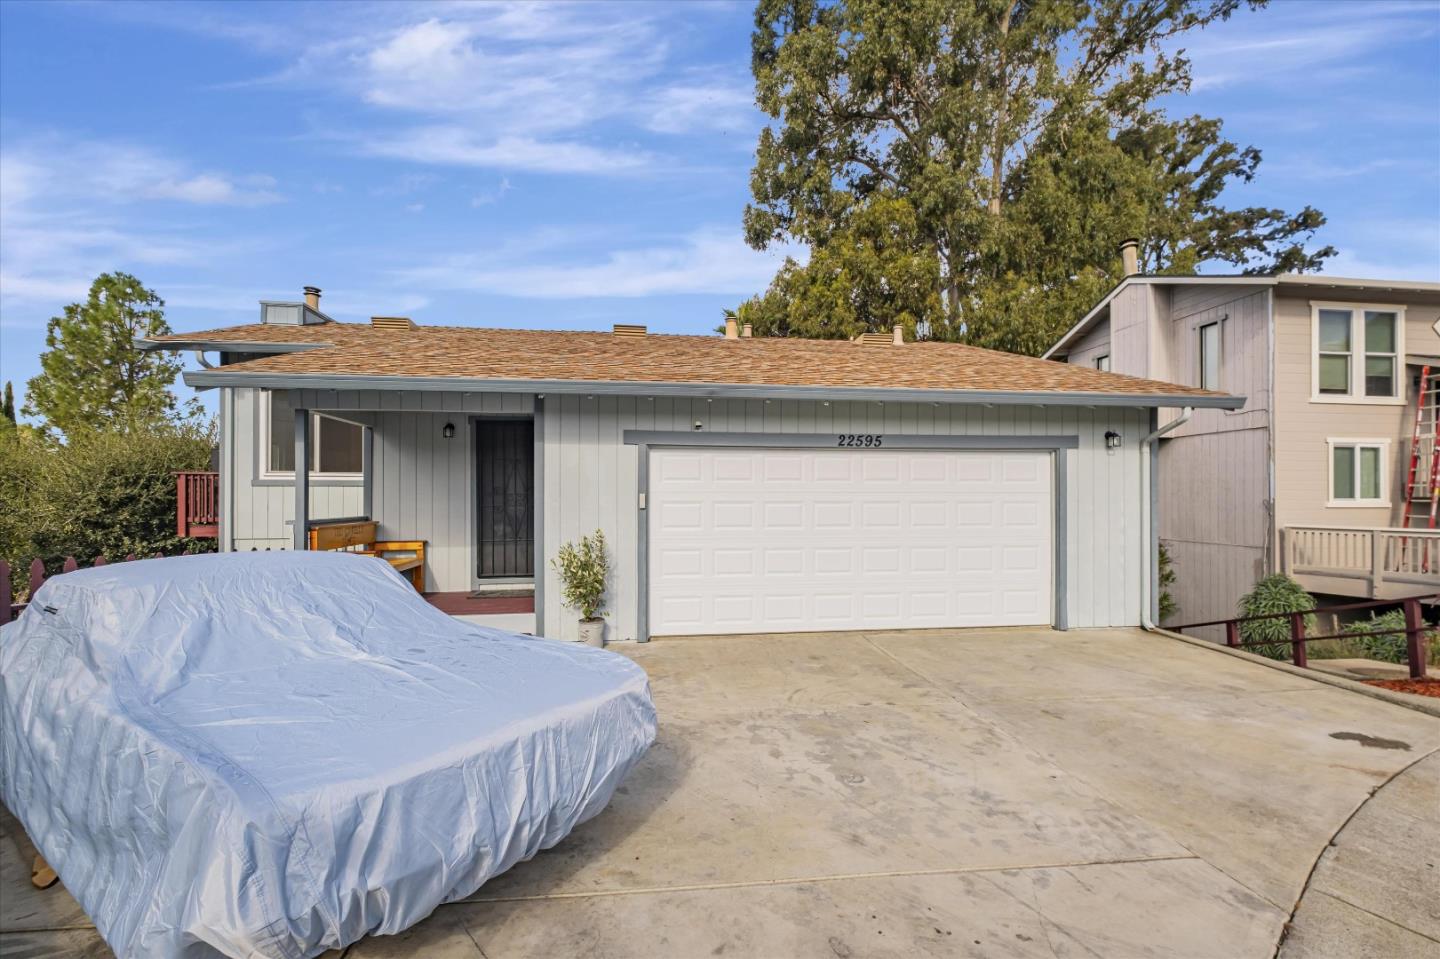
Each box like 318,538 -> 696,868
176,471 -> 220,538
0,554 -> 152,625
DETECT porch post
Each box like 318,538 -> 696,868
294,407 -> 310,551
361,425 -> 374,519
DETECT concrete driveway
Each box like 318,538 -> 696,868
3,627 -> 1437,958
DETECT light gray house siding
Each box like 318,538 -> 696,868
225,388 -> 1152,641
1057,283 -> 1274,631
542,396 -> 1148,641
227,387 -> 365,551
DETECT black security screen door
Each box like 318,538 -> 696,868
476,420 -> 535,578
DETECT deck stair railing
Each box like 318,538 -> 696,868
176,471 -> 220,539
1282,526 -> 1440,597
1172,594 -> 1437,680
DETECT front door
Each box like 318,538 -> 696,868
476,419 -> 534,578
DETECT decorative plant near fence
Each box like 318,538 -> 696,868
1350,609 -> 1440,666
552,530 -> 609,621
1237,574 -> 1317,661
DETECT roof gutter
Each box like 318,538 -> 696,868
180,369 -> 1245,410
135,338 -> 329,354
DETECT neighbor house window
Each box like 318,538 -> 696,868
263,391 -> 363,477
1094,354 -> 1110,372
1312,304 -> 1405,402
1328,439 -> 1388,506
1198,322 -> 1220,390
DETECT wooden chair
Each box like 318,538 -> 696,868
307,520 -> 426,592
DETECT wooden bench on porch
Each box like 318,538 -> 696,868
307,520 -> 426,591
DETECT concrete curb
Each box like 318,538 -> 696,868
1152,628 -> 1440,720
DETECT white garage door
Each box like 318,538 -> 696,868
647,447 -> 1053,636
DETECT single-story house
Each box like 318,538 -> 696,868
143,289 -> 1240,642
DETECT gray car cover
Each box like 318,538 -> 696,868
0,551 -> 655,958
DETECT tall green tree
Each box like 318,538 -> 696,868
741,0 -> 1334,353
24,272 -> 191,437
1,382 -> 14,425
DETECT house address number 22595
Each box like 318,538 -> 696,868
836,433 -> 884,447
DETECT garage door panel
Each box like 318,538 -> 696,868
649,448 -> 1052,636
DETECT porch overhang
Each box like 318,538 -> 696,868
181,370 -> 1246,410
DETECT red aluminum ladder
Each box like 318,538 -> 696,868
1400,365 -> 1439,530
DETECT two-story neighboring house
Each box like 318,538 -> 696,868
1045,247 -> 1440,629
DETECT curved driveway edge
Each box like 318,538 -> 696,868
1278,749 -> 1440,958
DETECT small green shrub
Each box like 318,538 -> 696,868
1237,574 -> 1316,660
1348,609 -> 1438,665
1158,541 -> 1178,624
552,529 -> 609,621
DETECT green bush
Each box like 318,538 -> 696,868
552,529 -> 609,621
1,422 -> 215,600
1348,608 -> 1438,665
1237,574 -> 1316,660
1158,541 -> 1178,624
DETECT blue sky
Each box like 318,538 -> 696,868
2,0 -> 1438,417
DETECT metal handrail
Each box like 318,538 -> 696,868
1172,594 -> 1437,679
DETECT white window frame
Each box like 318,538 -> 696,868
1325,437 -> 1390,508
1094,354 -> 1110,372
260,391 -> 365,480
1197,320 -> 1221,390
1310,301 -> 1407,405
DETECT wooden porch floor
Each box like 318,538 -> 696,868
424,592 -> 535,615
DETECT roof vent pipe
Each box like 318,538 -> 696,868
742,323 -> 753,338
303,286 -> 322,309
892,325 -> 904,346
724,316 -> 739,339
1120,240 -> 1139,277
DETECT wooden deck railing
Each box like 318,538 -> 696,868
1282,525 -> 1440,600
176,471 -> 220,539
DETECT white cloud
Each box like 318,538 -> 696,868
190,3 -> 756,175
359,127 -> 654,174
1179,1 -> 1439,91
0,137 -> 282,209
394,227 -> 805,299
0,135 -> 279,317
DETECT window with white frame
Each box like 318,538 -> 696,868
1328,439 -> 1389,506
1312,303 -> 1405,402
1094,354 -> 1110,372
263,390 -> 364,477
1198,321 -> 1220,390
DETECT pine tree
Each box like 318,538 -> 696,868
23,273 -> 189,437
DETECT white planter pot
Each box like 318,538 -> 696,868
578,618 -> 605,647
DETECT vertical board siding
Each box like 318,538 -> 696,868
1060,282 -> 1278,633
229,388 -> 365,551
230,387 -> 1149,637
1065,321 -> 1113,369
545,398 -> 1148,642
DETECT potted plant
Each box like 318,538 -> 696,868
552,529 -> 609,646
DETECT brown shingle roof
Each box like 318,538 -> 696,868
150,321 -> 1235,404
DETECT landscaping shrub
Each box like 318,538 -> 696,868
1348,608 -> 1439,666
1237,574 -> 1316,660
552,529 -> 609,621
1158,541 -> 1178,624
1,422 -> 215,601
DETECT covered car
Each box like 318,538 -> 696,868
0,551 -> 656,958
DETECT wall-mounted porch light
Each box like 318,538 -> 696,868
1104,430 -> 1122,450
442,422 -> 456,439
